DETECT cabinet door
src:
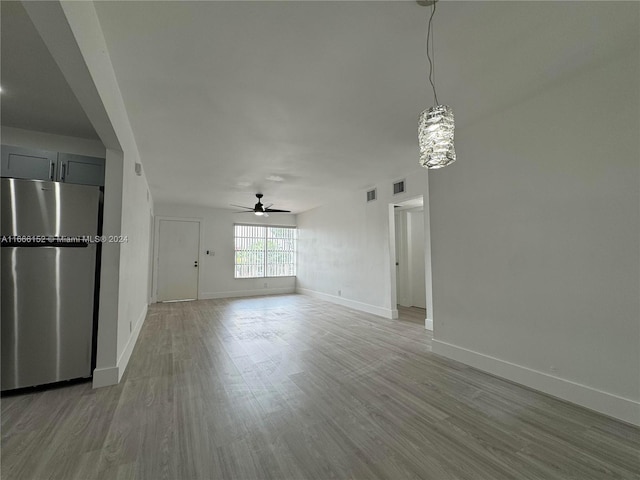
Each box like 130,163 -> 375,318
57,153 -> 105,186
1,145 -> 57,181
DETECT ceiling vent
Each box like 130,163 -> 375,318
393,180 -> 406,195
366,188 -> 377,202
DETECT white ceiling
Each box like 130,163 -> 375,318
0,1 -> 99,140
4,1 -> 637,213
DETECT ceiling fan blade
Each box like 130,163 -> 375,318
264,208 -> 291,213
234,210 -> 258,213
264,203 -> 273,210
230,204 -> 254,210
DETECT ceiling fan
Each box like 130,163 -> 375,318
231,193 -> 291,216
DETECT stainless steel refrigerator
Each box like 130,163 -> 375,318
1,178 -> 101,391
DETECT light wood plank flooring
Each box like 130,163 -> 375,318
2,294 -> 639,479
397,305 -> 427,326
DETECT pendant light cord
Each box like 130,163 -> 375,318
426,1 -> 439,106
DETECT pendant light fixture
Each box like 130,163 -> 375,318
418,0 -> 456,169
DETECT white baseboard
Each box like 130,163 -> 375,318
425,318 -> 433,331
92,304 -> 148,388
92,366 -> 119,388
116,304 -> 148,382
432,339 -> 640,426
200,287 -> 295,300
297,287 -> 396,319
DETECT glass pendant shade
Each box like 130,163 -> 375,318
418,104 -> 456,169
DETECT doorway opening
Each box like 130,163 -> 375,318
389,195 -> 433,330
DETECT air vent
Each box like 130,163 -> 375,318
393,180 -> 406,195
366,188 -> 377,202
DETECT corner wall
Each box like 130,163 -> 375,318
296,170 -> 432,320
23,0 -> 154,387
114,155 -> 153,376
430,47 -> 640,425
57,1 -> 155,385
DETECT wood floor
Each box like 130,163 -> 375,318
397,305 -> 427,326
2,294 -> 639,480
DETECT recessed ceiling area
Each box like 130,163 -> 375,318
0,1 -> 99,140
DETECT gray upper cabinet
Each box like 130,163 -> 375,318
1,145 -> 57,181
57,153 -> 105,186
1,146 -> 105,186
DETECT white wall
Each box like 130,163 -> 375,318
395,211 -> 409,307
297,172 -> 432,320
430,47 -> 640,425
409,209 -> 426,309
116,160 -> 153,361
1,126 -> 106,158
154,204 -> 296,300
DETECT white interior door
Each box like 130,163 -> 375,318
157,219 -> 200,302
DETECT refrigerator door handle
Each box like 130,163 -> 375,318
61,163 -> 66,181
49,162 -> 55,181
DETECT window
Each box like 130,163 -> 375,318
234,224 -> 296,278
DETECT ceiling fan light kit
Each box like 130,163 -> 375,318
418,0 -> 456,170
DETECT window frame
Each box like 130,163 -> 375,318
233,223 -> 297,279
